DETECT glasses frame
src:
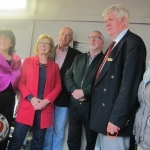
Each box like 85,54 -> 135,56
88,36 -> 103,41
0,36 -> 11,41
38,42 -> 51,47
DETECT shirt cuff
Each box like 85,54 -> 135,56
26,95 -> 34,101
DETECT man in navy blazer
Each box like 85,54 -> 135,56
89,4 -> 146,150
43,27 -> 81,150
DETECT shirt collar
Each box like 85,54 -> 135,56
114,28 -> 128,44
57,45 -> 69,52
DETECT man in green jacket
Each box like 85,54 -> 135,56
64,31 -> 104,150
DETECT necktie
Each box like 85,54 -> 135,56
95,41 -> 116,80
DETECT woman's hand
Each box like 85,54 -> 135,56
35,99 -> 50,110
30,97 -> 41,110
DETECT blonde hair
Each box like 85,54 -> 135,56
34,34 -> 55,58
102,4 -> 130,26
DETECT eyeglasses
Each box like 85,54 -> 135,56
0,36 -> 11,41
38,42 -> 51,46
88,36 -> 103,41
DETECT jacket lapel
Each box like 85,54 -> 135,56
32,56 -> 40,97
60,46 -> 72,72
94,30 -> 131,85
53,45 -> 73,75
0,53 -> 10,68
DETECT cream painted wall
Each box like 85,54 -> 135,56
0,20 -> 34,58
0,0 -> 149,59
0,20 -> 149,61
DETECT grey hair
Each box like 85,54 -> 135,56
102,4 -> 130,26
92,30 -> 104,41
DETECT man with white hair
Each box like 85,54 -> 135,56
90,4 -> 146,150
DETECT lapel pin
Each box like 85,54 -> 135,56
107,58 -> 113,61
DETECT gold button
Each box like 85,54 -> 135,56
102,103 -> 105,106
111,75 -> 114,78
104,89 -> 106,91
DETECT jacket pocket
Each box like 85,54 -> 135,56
45,104 -> 54,112
19,98 -> 30,109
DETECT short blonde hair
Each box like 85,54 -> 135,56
34,34 -> 55,58
102,4 -> 130,26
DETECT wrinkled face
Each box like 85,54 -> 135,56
0,35 -> 12,52
104,12 -> 125,39
38,38 -> 51,55
88,32 -> 104,51
58,28 -> 73,47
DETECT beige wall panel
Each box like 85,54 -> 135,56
0,20 -> 34,59
33,20 -> 150,61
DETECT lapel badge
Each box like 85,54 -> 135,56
107,58 -> 113,61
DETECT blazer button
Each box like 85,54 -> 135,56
102,103 -> 105,106
111,75 -> 114,79
103,88 -> 106,91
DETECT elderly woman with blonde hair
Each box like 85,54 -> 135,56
8,34 -> 62,150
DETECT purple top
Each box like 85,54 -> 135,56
0,53 -> 21,91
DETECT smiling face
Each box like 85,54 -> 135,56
88,31 -> 104,52
58,27 -> 73,47
104,12 -> 127,39
37,38 -> 51,56
0,35 -> 12,53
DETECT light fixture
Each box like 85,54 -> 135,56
0,0 -> 26,9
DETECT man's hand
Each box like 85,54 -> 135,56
72,89 -> 84,100
35,99 -> 50,110
107,122 -> 120,134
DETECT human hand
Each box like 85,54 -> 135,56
30,97 -> 40,110
107,122 -> 120,134
35,99 -> 50,110
72,89 -> 84,100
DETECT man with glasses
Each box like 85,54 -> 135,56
64,31 -> 104,150
43,27 -> 81,150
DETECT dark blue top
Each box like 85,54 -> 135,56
26,64 -> 46,101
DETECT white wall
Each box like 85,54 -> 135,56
0,20 -> 149,61
0,0 -> 149,59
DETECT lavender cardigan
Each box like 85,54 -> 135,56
0,53 -> 21,91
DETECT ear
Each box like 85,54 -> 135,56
121,17 -> 126,26
69,37 -> 73,43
